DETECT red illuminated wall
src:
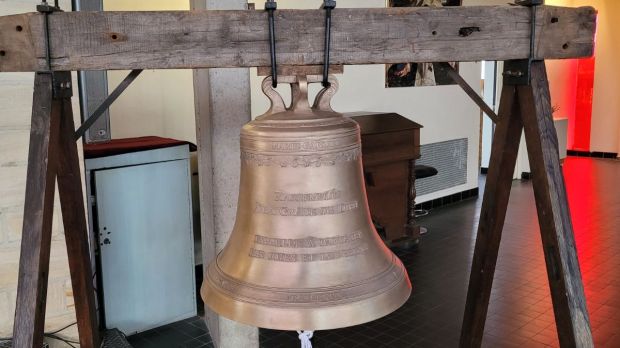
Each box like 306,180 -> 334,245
571,57 -> 596,151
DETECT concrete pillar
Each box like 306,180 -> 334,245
191,1 -> 259,347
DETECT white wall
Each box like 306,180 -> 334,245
104,0 -> 197,144
578,0 -> 620,153
251,0 -> 483,203
542,0 -> 620,154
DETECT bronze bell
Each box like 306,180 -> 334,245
201,75 -> 411,331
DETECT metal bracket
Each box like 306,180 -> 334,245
503,0 -> 542,86
503,59 -> 531,86
37,1 -> 61,71
51,71 -> 73,100
515,0 -> 543,5
37,1 -> 70,99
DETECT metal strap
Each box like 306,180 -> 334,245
322,0 -> 336,87
74,69 -> 143,140
266,0 -> 278,87
37,1 -> 61,72
504,0 -> 543,85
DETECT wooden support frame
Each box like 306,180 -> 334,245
460,61 -> 593,347
0,6 -> 597,72
12,72 -> 100,348
1,3 -> 597,348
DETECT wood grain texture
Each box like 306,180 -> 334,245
353,113 -> 421,244
0,13 -> 38,72
518,61 -> 593,348
0,5 -> 596,72
13,72 -> 60,348
364,161 -> 410,242
56,84 -> 100,348
256,65 -> 343,77
460,85 -> 523,348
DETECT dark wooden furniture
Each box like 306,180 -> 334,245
349,113 -> 422,244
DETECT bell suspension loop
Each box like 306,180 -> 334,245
297,330 -> 314,348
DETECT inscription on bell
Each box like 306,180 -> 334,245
254,231 -> 362,248
255,201 -> 359,216
249,231 -> 367,263
287,292 -> 346,303
240,147 -> 361,167
270,139 -> 348,152
274,189 -> 341,202
249,246 -> 369,263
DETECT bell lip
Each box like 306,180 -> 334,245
201,260 -> 412,331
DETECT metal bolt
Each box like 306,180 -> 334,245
504,70 -> 524,77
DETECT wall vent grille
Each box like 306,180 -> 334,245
415,138 -> 468,196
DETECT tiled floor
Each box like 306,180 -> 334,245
127,317 -> 213,348
131,157 -> 620,348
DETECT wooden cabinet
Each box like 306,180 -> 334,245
349,113 -> 422,243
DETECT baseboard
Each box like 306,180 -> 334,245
567,150 -> 618,159
414,187 -> 479,211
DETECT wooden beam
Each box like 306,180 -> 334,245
518,61 -> 593,347
56,78 -> 100,348
13,72 -> 60,348
0,5 -> 596,72
459,85 -> 523,348
256,65 -> 343,77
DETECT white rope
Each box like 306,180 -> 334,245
296,330 -> 314,348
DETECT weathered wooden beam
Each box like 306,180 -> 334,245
256,65 -> 343,77
13,72 -> 61,348
519,61 -> 593,347
0,5 -> 596,72
56,81 -> 100,348
460,85 -> 522,348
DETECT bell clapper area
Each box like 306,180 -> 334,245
297,330 -> 314,348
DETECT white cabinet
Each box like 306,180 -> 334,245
86,145 -> 196,335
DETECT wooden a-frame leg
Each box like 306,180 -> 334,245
13,72 -> 61,348
460,85 -> 524,348
56,73 -> 100,348
518,61 -> 593,347
14,72 -> 100,347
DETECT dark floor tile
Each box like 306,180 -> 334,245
127,337 -> 152,348
176,324 -> 208,339
179,338 -> 209,348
